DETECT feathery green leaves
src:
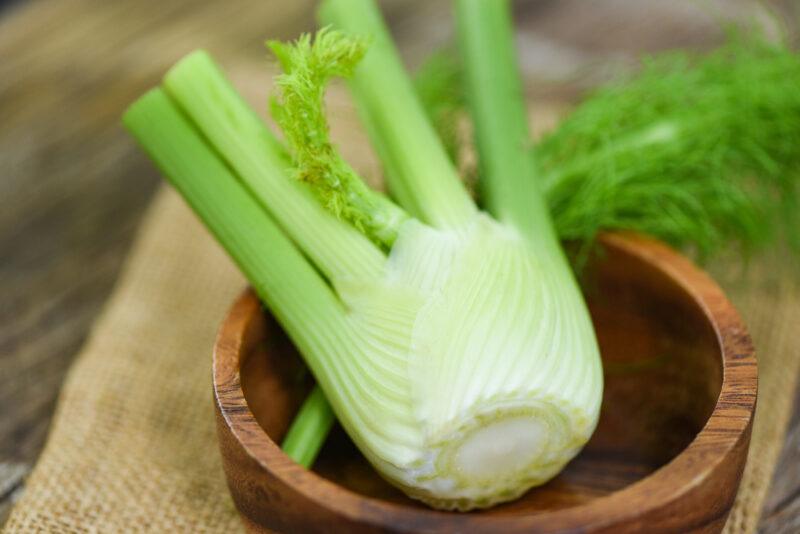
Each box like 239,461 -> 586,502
269,28 -> 407,247
538,30 -> 800,259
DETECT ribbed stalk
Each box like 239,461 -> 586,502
123,89 -> 356,423
163,51 -> 385,282
455,0 -> 555,246
282,386 -> 335,467
319,0 -> 476,229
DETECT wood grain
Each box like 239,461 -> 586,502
213,233 -> 757,534
0,0 -> 317,524
1,0 -> 797,530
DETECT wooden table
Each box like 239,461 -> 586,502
1,0 -> 798,531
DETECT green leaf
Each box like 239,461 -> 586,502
268,27 -> 408,247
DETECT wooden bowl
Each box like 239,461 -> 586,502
213,233 -> 757,534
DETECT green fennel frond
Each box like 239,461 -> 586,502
537,30 -> 800,259
269,27 -> 407,246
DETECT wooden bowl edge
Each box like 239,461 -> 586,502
213,233 -> 758,533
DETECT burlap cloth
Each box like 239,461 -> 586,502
4,184 -> 799,531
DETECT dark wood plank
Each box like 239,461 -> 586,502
0,0 -> 318,522
0,463 -> 28,525
760,385 -> 800,534
760,499 -> 800,534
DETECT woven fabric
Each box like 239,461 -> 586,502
4,187 -> 798,533
4,189 -> 245,533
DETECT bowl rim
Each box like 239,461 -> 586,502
212,232 -> 757,531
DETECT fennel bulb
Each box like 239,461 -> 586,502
330,213 -> 602,509
269,11 -> 603,507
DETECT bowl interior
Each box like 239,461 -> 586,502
238,241 -> 723,515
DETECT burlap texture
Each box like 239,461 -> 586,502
4,189 -> 245,533
4,185 -> 798,532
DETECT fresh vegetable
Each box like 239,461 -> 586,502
125,0 -> 602,511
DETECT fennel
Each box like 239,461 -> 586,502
125,0 -> 602,511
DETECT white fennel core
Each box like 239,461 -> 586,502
454,417 -> 546,481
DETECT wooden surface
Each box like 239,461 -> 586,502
213,234 -> 756,533
1,0 -> 797,530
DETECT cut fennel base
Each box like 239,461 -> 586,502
315,214 -> 603,510
384,398 -> 595,511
